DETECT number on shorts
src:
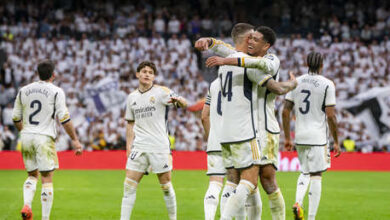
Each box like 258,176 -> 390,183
130,151 -> 138,160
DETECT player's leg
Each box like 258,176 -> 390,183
295,173 -> 310,206
152,153 -> 176,220
121,151 -> 147,220
40,170 -> 54,220
204,152 -> 225,220
245,186 -> 262,220
220,168 -> 239,215
293,145 -> 310,220
259,164 -> 285,220
222,140 -> 260,220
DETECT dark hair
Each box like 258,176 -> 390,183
255,26 -> 276,47
37,59 -> 55,80
307,52 -> 324,74
231,23 -> 254,44
136,61 -> 157,75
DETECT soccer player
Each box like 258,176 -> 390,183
202,26 -> 297,220
282,51 -> 341,220
120,61 -> 187,220
12,59 -> 83,220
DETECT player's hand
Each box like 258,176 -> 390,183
169,96 -> 186,108
333,142 -> 341,157
73,140 -> 83,156
206,56 -> 225,67
195,38 -> 211,51
288,71 -> 298,89
284,139 -> 294,151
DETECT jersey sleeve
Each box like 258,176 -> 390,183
160,86 -> 177,106
285,90 -> 294,102
325,81 -> 336,106
238,54 -> 280,75
12,90 -> 23,122
246,68 -> 273,86
125,95 -> 135,122
209,38 -> 236,58
55,89 -> 71,124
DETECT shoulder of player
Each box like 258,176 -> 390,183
264,53 -> 280,64
319,75 -> 335,87
154,84 -> 172,94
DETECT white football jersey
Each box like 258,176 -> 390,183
218,52 -> 272,144
285,74 -> 336,145
205,78 -> 223,152
125,85 -> 177,153
12,81 -> 70,139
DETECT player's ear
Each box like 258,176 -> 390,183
135,71 -> 140,79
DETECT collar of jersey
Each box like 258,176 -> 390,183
138,84 -> 154,94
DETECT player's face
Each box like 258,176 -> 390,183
136,66 -> 155,86
247,31 -> 270,56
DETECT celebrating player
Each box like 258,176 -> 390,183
120,61 -> 187,220
282,51 -> 341,220
12,59 -> 83,220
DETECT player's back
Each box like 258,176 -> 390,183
16,81 -> 67,138
206,78 -> 223,152
218,52 -> 258,144
286,74 -> 336,145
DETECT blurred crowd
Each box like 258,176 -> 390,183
1,0 -> 390,152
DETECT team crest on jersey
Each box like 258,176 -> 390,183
149,96 -> 156,104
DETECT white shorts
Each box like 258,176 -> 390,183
296,145 -> 330,174
221,138 -> 261,169
126,150 -> 172,174
258,131 -> 280,169
206,152 -> 226,176
21,133 -> 59,172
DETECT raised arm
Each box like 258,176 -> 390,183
282,100 -> 294,151
195,37 -> 236,57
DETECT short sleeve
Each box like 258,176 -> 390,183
209,38 -> 236,58
12,90 -> 23,122
55,89 -> 71,124
325,82 -> 336,106
159,86 -> 177,106
125,95 -> 135,121
246,68 -> 273,87
285,90 -> 294,102
239,54 -> 280,76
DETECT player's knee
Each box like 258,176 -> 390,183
310,171 -> 322,177
123,177 -> 138,197
160,182 -> 174,196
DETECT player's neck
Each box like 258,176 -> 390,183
138,83 -> 153,93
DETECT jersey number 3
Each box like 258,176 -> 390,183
299,90 -> 311,114
29,100 -> 42,125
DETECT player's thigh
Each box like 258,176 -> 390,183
206,152 -> 226,176
21,134 -> 39,172
126,150 -> 149,174
148,152 -> 172,174
258,131 -> 279,168
226,168 -> 240,184
296,145 -> 310,174
35,135 -> 58,172
230,139 -> 261,169
125,169 -> 144,183
307,146 -> 328,174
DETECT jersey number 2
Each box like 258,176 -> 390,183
221,71 -> 233,101
29,100 -> 42,125
299,90 -> 311,114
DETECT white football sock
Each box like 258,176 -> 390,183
246,187 -> 262,220
161,182 -> 177,220
221,179 -> 255,220
41,183 -> 53,220
220,181 -> 237,216
268,188 -> 285,220
296,173 -> 310,206
120,178 -> 138,220
23,176 -> 37,208
308,176 -> 322,220
204,181 -> 223,220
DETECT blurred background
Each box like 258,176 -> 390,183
0,0 -> 390,154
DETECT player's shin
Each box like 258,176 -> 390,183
246,187 -> 262,220
308,176 -> 322,220
268,188 -> 286,220
221,180 -> 255,220
41,183 -> 54,220
296,173 -> 310,206
23,176 -> 38,208
220,181 -> 237,215
204,181 -> 223,220
120,178 -> 138,220
161,182 -> 177,220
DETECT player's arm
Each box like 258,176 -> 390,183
201,93 -> 211,140
56,89 -> 82,155
324,82 -> 340,157
282,99 -> 294,151
169,96 -> 188,108
12,91 -> 23,131
206,55 -> 275,73
264,71 -> 297,95
126,121 -> 135,158
195,37 -> 236,57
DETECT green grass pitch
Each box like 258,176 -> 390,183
1,170 -> 389,219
